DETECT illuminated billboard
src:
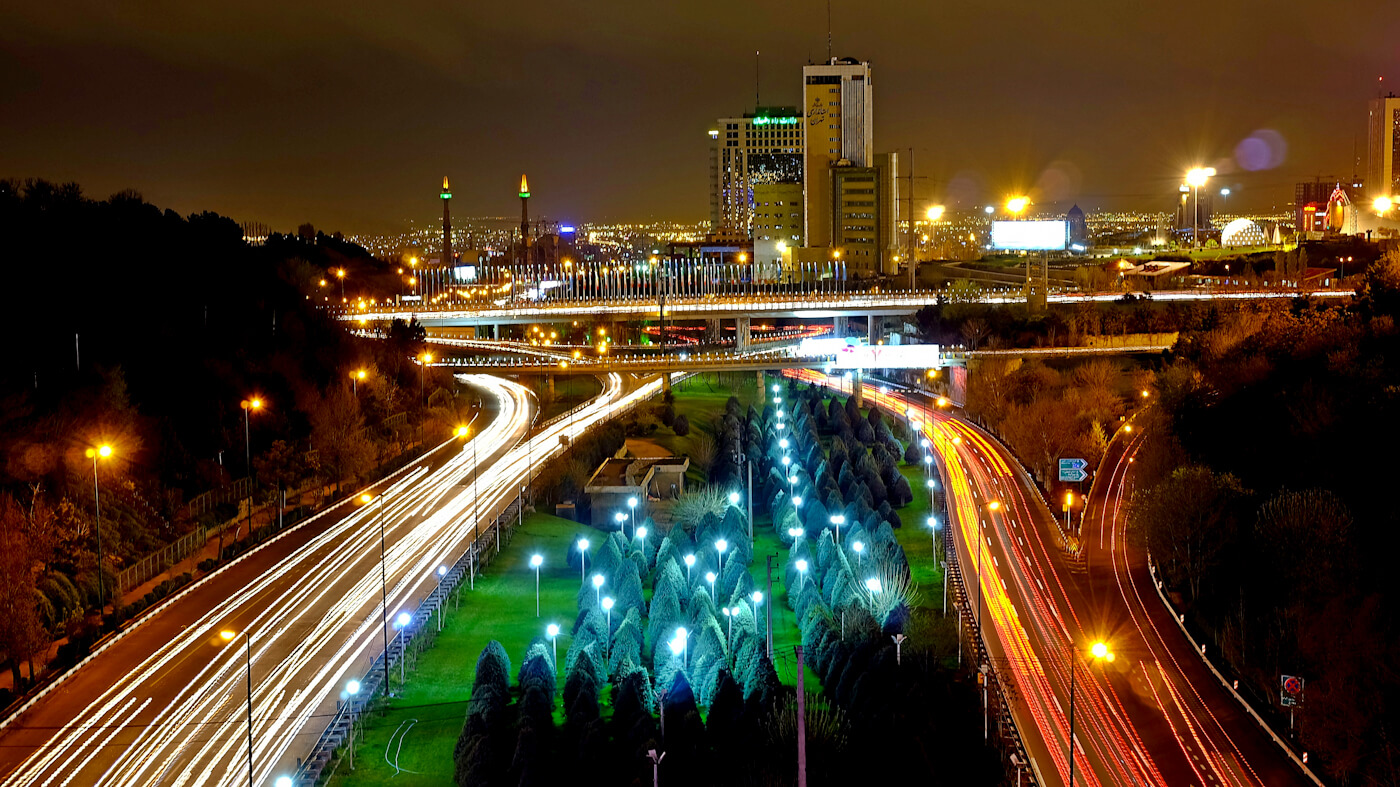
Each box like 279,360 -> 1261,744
833,344 -> 942,369
991,220 -> 1068,251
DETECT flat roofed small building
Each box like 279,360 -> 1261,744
584,456 -> 690,529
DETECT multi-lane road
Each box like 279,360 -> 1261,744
0,371 -> 661,787
795,370 -> 1311,787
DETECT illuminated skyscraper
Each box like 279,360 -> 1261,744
709,107 -> 804,240
519,174 -> 531,260
802,57 -> 873,248
1368,94 -> 1400,198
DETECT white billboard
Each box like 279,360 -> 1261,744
833,344 -> 942,369
991,220 -> 1068,251
798,337 -> 855,356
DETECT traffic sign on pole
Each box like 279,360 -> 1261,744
1058,458 -> 1088,483
1281,674 -> 1304,707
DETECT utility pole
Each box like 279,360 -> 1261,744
908,147 -> 916,291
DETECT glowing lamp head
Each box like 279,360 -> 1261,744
751,591 -> 763,604
219,630 -> 237,641
530,554 -> 543,568
1005,196 -> 1030,214
675,627 -> 687,641
627,496 -> 638,508
637,526 -> 648,539
684,554 -> 696,567
1186,167 -> 1212,188
547,623 -> 560,637
705,571 -> 716,583
456,425 -> 469,438
602,596 -> 614,611
592,574 -> 604,589
789,527 -> 805,538
865,578 -> 882,593
796,559 -> 808,573
830,514 -> 845,525
360,493 -> 373,504
346,679 -> 361,695
276,778 -> 293,787
792,496 -> 803,507
614,512 -> 627,523
728,491 -> 741,505
926,205 -> 946,221
927,516 -> 939,530
1091,641 -> 1109,660
852,541 -> 864,553
988,500 -> 1001,511
1374,196 -> 1394,214
98,444 -> 113,458
577,537 -> 589,552
779,438 -> 789,449
438,565 -> 448,576
396,612 -> 412,628
668,638 -> 684,656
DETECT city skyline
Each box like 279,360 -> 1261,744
2,0 -> 1396,233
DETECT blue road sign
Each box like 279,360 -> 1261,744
1058,458 -> 1088,483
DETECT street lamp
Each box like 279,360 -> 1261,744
547,623 -> 561,667
627,496 -> 638,536
715,539 -> 728,577
418,352 -> 434,403
350,368 -> 367,395
722,606 -> 733,643
344,678 -> 361,770
830,514 -> 845,546
636,526 -> 648,557
788,527 -> 805,539
614,511 -> 627,531
683,553 -> 696,585
927,516 -> 940,557
592,573 -> 605,605
705,571 -> 717,602
1005,196 -> 1030,215
1185,167 -> 1216,249
792,495 -> 803,508
576,538 -> 589,585
435,565 -> 448,630
602,596 -> 615,635
927,477 -> 937,508
530,554 -> 544,616
674,627 -> 689,667
1068,640 -> 1114,787
394,611 -> 412,686
238,397 -> 262,540
360,491 -> 394,697
219,628 -> 255,787
852,540 -> 864,568
84,444 -> 114,613
795,559 -> 808,590
864,577 -> 882,593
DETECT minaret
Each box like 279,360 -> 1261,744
518,175 -> 532,258
440,176 -> 453,266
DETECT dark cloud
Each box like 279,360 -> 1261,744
2,0 -> 1396,232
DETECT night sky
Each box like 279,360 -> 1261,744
3,0 -> 1396,233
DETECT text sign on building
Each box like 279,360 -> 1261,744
833,344 -> 941,369
991,220 -> 1069,251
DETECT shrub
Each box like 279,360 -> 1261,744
672,414 -> 691,436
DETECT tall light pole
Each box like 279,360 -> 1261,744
418,352 -> 434,404
394,611 -> 412,686
683,554 -> 695,586
530,554 -> 544,616
84,444 -> 113,614
351,369 -> 367,395
627,496 -> 638,537
361,491 -> 393,697
830,514 -> 845,547
219,629 -> 255,787
577,538 -> 590,585
593,573 -> 605,605
1068,640 -> 1114,787
1186,167 -> 1216,250
547,623 -> 560,669
239,397 -> 262,540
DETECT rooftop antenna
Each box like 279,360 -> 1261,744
756,50 -> 761,110
826,0 -> 833,62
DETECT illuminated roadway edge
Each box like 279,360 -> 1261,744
0,370 -> 664,786
342,289 -> 1352,325
785,370 -> 1312,787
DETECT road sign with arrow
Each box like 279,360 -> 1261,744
1058,458 -> 1088,482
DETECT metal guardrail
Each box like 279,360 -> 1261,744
116,526 -> 210,593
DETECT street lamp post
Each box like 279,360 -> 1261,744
593,573 -> 605,606
683,553 -> 695,586
1068,641 -> 1114,787
84,444 -> 113,614
577,538 -> 590,585
219,629 -> 255,787
530,554 -> 544,616
627,496 -> 638,537
830,514 -> 845,547
547,623 -> 561,669
795,560 -> 808,591
345,679 -> 361,770
419,352 -> 434,403
395,611 -> 412,686
239,397 -> 262,541
361,491 -> 394,697
705,571 -> 716,603
436,565 -> 447,631
715,539 -> 728,578
1186,167 -> 1216,250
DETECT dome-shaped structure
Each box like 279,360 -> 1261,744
1220,218 -> 1265,247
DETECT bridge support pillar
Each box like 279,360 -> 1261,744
546,375 -> 556,399
851,369 -> 863,409
736,316 -> 751,351
833,316 -> 848,338
755,371 -> 765,403
661,372 -> 672,394
707,318 -> 723,344
868,313 -> 881,342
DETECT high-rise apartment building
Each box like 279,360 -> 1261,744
710,107 -> 804,239
802,57 -> 874,248
1368,94 -> 1400,199
830,152 -> 898,274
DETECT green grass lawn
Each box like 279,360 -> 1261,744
329,512 -> 592,786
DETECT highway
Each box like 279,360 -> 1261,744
0,370 -> 662,787
792,370 -> 1311,786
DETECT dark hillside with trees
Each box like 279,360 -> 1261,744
0,178 -> 467,698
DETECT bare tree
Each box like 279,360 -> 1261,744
960,317 -> 990,350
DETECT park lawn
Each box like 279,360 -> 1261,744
331,501 -> 811,786
896,465 -> 946,612
649,372 -> 779,486
329,512 -> 590,787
